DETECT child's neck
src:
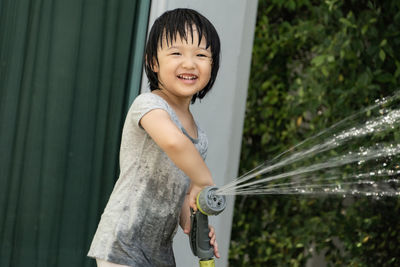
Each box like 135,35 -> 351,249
155,89 -> 191,113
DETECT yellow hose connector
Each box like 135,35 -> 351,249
199,259 -> 215,267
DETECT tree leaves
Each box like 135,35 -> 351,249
230,0 -> 400,266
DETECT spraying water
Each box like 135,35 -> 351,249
217,92 -> 400,197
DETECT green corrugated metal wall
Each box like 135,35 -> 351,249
0,0 -> 150,266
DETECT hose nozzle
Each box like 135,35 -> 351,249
196,186 -> 226,216
190,186 -> 226,265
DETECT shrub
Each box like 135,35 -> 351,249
230,1 -> 400,266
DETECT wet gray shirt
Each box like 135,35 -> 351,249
88,93 -> 208,266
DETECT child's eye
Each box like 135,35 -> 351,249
171,52 -> 181,56
197,54 -> 208,58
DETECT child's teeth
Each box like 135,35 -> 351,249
179,75 -> 196,80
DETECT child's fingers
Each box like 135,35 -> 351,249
189,185 -> 203,211
213,241 -> 220,258
208,226 -> 215,238
208,226 -> 216,247
208,225 -> 220,258
188,194 -> 197,211
210,234 -> 216,245
190,200 -> 197,211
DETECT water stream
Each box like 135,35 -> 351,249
217,92 -> 400,197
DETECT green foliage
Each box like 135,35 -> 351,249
230,0 -> 400,266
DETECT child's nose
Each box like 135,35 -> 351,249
181,56 -> 196,69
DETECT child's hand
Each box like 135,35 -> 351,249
209,225 -> 220,258
188,184 -> 203,211
188,183 -> 215,211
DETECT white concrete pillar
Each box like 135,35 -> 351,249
141,1 -> 258,266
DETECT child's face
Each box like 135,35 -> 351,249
153,28 -> 212,101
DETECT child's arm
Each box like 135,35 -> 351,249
140,109 -> 214,210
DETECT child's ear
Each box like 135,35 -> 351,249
153,62 -> 159,73
146,55 -> 159,73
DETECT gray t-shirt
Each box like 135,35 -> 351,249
88,93 -> 208,266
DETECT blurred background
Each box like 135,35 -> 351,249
231,1 -> 400,266
1,0 -> 400,266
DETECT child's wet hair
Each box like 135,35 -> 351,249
145,8 -> 221,103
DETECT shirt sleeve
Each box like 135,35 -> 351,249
129,93 -> 171,127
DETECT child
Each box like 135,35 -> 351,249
88,8 -> 221,267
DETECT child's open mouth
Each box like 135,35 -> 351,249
177,74 -> 198,81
